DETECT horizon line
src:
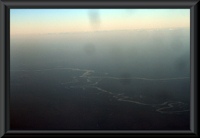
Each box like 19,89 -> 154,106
10,27 -> 190,36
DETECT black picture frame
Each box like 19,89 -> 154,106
0,0 -> 199,137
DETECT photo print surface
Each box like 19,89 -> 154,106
10,9 -> 190,130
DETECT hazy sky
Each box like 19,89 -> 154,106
10,9 -> 190,35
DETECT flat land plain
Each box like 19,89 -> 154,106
10,28 -> 190,130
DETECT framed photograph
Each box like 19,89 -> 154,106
0,0 -> 199,137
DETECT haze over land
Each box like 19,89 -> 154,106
10,27 -> 190,79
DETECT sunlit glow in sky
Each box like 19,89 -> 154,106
10,9 -> 190,35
